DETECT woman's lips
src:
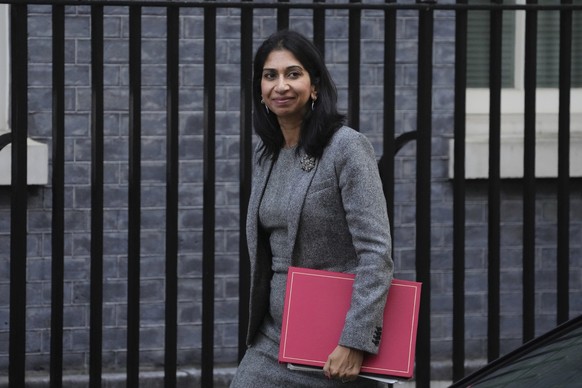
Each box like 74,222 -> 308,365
271,97 -> 294,106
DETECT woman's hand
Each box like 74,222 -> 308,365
322,345 -> 364,382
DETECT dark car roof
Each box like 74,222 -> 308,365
449,314 -> 582,388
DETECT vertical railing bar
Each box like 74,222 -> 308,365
313,0 -> 326,56
381,0 -> 396,233
8,4 -> 28,388
556,0 -> 572,325
50,5 -> 66,388
238,0 -> 253,362
487,0 -> 502,363
277,0 -> 289,30
89,5 -> 105,388
452,0 -> 467,381
164,6 -> 180,388
522,0 -> 537,343
127,5 -> 142,387
415,2 -> 434,386
202,2 -> 217,387
347,0 -> 361,129
380,9 -> 399,383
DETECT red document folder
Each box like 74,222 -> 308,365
279,267 -> 421,380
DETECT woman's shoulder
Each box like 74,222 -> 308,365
332,125 -> 359,140
321,127 -> 377,171
327,126 -> 374,154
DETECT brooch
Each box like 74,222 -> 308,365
299,154 -> 316,172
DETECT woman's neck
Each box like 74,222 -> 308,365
279,120 -> 301,149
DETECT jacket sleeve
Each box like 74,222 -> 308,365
334,130 -> 394,354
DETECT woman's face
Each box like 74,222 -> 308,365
261,49 -> 317,124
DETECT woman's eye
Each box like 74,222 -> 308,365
288,71 -> 301,79
263,72 -> 276,80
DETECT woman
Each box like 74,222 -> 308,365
231,30 -> 393,387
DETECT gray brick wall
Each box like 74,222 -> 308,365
1,1 -> 581,383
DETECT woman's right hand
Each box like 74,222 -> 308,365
322,345 -> 364,383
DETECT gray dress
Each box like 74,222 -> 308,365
230,147 -> 380,388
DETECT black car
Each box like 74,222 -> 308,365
450,314 -> 582,387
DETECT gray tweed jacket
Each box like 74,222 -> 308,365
245,126 -> 394,355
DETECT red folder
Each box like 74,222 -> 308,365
279,267 -> 421,380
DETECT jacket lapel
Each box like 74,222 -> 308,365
248,151 -> 319,263
285,153 -> 319,261
246,157 -> 274,264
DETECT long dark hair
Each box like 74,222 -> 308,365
252,30 -> 345,163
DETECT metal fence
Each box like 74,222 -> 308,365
2,1 -> 580,387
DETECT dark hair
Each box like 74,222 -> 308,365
252,30 -> 345,163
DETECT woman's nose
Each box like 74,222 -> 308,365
275,77 -> 289,92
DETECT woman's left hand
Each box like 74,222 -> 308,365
323,345 -> 364,383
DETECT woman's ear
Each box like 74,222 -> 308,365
311,90 -> 318,101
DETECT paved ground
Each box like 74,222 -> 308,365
0,368 -> 452,388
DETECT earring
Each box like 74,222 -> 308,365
261,98 -> 270,114
311,99 -> 316,111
